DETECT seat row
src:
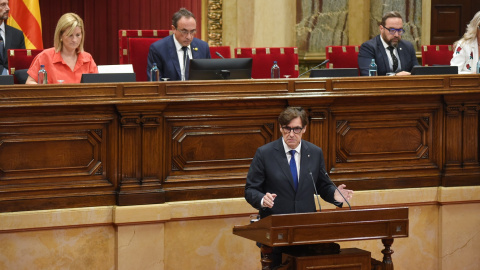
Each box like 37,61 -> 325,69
8,29 -> 456,83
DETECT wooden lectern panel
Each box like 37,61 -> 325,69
282,248 -> 371,270
233,208 -> 408,247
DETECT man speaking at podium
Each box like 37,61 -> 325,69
245,106 -> 353,268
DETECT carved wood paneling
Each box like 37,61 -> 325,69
0,106 -> 117,212
327,103 -> 442,189
164,110 -> 277,192
431,0 -> 480,45
443,99 -> 480,186
1,75 -> 480,212
117,107 -> 165,206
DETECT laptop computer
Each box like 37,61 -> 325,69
309,68 -> 359,78
80,73 -> 136,83
411,65 -> 458,75
81,64 -> 136,83
0,75 -> 14,85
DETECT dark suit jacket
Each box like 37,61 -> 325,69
146,35 -> 211,81
2,24 -> 26,71
245,138 -> 341,219
358,35 -> 418,76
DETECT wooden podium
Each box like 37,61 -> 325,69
233,207 -> 408,270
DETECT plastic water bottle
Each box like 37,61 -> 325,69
271,61 -> 280,78
38,65 -> 47,84
477,58 -> 480,74
369,59 -> 377,76
150,63 -> 159,81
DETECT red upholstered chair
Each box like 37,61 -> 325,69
421,45 -> 453,66
210,46 -> 231,59
118,30 -> 172,81
325,45 -> 360,69
7,49 -> 43,84
234,47 -> 299,78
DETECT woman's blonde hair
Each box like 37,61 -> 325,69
454,11 -> 480,47
53,13 -> 85,53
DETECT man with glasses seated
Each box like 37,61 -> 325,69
358,11 -> 418,76
147,8 -> 211,81
245,106 -> 353,268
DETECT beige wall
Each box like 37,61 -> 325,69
219,0 -> 432,60
222,0 -> 297,48
1,187 -> 479,270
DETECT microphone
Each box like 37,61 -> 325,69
309,172 -> 322,212
321,168 -> 351,210
215,52 -> 225,59
298,59 -> 330,78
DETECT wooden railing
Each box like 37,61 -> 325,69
1,74 -> 479,212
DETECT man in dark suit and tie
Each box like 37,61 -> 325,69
358,11 -> 418,76
0,0 -> 26,75
245,106 -> 353,268
147,8 -> 211,81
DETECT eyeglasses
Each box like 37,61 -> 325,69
282,126 -> 303,134
382,25 -> 405,35
176,28 -> 196,36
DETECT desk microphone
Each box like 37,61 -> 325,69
215,52 -> 225,59
309,172 -> 322,212
321,168 -> 351,210
298,59 -> 330,78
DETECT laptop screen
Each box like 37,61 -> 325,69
411,66 -> 458,75
80,73 -> 136,83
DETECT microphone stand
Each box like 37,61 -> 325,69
322,169 -> 352,210
298,59 -> 330,78
309,172 -> 322,212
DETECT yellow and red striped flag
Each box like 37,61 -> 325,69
8,0 -> 43,49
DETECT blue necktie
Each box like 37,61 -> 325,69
289,150 -> 298,191
182,46 -> 189,80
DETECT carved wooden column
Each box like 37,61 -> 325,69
443,101 -> 480,186
307,109 -> 329,151
381,238 -> 394,270
462,103 -> 480,168
260,245 -> 273,270
116,105 -> 166,205
444,103 -> 463,170
206,0 -> 223,46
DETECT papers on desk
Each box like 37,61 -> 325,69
97,64 -> 134,74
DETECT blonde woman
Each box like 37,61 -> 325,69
26,13 -> 97,84
451,11 -> 480,74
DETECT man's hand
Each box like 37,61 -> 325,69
262,192 -> 277,208
334,184 -> 353,203
395,71 -> 411,76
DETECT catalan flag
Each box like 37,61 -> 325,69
8,0 -> 43,49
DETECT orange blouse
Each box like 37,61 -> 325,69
27,47 -> 98,84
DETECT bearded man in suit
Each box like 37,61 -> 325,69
358,11 -> 418,76
245,106 -> 353,268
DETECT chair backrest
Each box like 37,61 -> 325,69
421,45 -> 453,66
210,46 -> 231,59
118,30 -> 172,81
234,47 -> 299,78
325,45 -> 360,69
7,49 -> 43,83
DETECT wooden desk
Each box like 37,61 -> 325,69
0,75 -> 479,212
233,207 -> 409,269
